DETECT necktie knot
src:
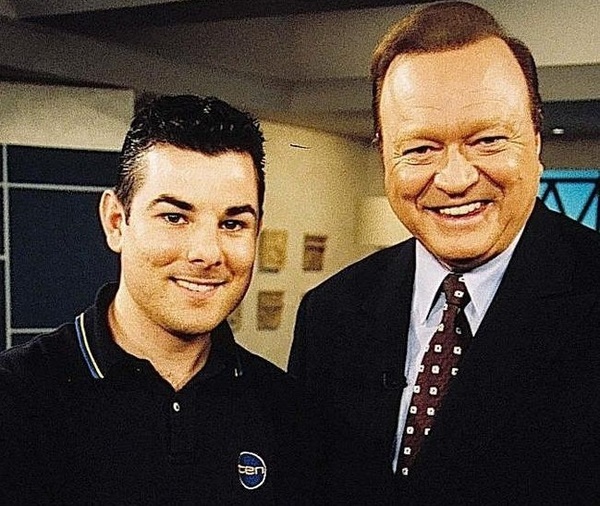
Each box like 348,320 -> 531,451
442,273 -> 470,308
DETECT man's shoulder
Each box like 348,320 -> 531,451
306,240 -> 411,301
554,208 -> 600,252
233,343 -> 302,406
234,343 -> 289,382
0,324 -> 79,382
541,205 -> 600,275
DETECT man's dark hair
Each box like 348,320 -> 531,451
370,1 -> 543,146
115,94 -> 266,219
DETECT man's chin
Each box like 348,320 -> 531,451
167,323 -> 215,342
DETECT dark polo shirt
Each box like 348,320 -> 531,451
0,284 -> 310,505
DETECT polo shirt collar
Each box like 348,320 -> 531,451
76,283 -> 240,382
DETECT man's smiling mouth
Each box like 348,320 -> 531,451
437,201 -> 483,216
174,279 -> 224,293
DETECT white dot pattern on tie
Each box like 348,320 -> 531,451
400,273 -> 473,475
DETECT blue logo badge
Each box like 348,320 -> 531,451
238,451 -> 267,490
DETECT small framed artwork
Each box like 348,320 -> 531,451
257,290 -> 285,330
302,234 -> 328,271
258,229 -> 288,272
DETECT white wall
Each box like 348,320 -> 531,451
235,122 -> 376,368
0,82 -> 134,149
87,0 -> 599,80
542,138 -> 600,169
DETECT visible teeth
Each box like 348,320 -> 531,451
176,279 -> 219,292
439,202 -> 482,216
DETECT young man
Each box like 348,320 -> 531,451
290,2 -> 600,504
0,95 -> 309,505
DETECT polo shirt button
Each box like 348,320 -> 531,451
172,402 -> 181,412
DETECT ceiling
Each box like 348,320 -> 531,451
1,0 -> 599,141
18,0 -> 434,26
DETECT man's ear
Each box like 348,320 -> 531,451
535,132 -> 544,176
99,190 -> 126,254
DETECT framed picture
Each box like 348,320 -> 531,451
302,234 -> 328,271
257,290 -> 285,330
258,229 -> 288,272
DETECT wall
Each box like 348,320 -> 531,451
0,82 -> 135,349
1,0 -> 596,141
0,82 -> 377,368
235,122 -> 377,368
542,137 -> 600,169
0,82 -> 134,150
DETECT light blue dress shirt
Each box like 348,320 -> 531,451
391,230 -> 524,471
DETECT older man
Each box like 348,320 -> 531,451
290,2 -> 600,504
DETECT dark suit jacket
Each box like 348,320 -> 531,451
289,201 -> 600,505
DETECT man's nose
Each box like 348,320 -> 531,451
433,147 -> 479,194
186,224 -> 223,266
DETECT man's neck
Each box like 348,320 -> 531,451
107,300 -> 212,391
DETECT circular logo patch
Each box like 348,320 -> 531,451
238,451 -> 267,490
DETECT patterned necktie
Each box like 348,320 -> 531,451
399,273 -> 472,476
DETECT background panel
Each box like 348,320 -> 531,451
1,190 -> 4,256
11,333 -> 42,348
0,269 -> 4,350
10,188 -> 119,329
7,145 -> 119,187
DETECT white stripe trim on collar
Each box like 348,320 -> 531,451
75,312 -> 105,380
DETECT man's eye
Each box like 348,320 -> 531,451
397,145 -> 441,165
404,145 -> 435,156
162,213 -> 186,225
476,136 -> 507,146
221,219 -> 244,231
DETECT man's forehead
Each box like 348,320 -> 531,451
384,37 -> 522,80
380,38 -> 528,108
131,146 -> 258,205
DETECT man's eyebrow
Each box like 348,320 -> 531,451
148,195 -> 194,212
148,197 -> 257,218
225,205 -> 257,218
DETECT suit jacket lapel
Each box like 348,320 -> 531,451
340,240 -> 416,443
361,239 -> 415,364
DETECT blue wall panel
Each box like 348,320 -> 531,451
2,145 -> 120,348
8,145 -> 117,187
10,189 -> 118,329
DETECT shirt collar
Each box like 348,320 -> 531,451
413,244 -> 449,325
461,231 -> 523,322
79,283 -> 239,382
413,227 -> 524,325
